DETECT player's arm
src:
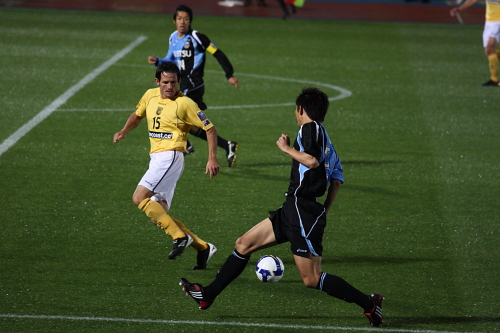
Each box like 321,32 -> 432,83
148,37 -> 175,66
212,49 -> 239,87
113,112 -> 144,142
276,134 -> 319,169
197,32 -> 239,88
450,0 -> 478,16
205,126 -> 220,178
324,179 -> 341,214
149,51 -> 174,67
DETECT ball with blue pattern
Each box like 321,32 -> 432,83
255,255 -> 284,282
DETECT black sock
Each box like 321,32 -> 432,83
205,250 -> 250,300
316,272 -> 372,312
192,128 -> 229,151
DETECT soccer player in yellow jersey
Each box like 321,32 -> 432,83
113,61 -> 218,269
148,5 -> 239,166
451,0 -> 500,86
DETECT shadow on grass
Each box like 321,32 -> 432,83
275,255 -> 441,267
320,255 -> 445,265
342,160 -> 402,166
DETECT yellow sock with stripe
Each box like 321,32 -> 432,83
171,217 -> 208,252
487,53 -> 499,82
138,198 -> 185,239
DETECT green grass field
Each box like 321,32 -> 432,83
1,7 -> 499,333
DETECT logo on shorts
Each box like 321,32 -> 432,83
296,249 -> 307,253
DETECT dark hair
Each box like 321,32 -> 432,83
295,87 -> 329,122
173,5 -> 193,23
155,61 -> 181,81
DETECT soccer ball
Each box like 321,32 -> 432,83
255,255 -> 284,282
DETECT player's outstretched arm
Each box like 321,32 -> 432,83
113,112 -> 143,143
450,0 -> 478,16
147,56 -> 158,64
205,127 -> 220,178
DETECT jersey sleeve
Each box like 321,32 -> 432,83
326,145 -> 344,184
181,96 -> 214,131
299,122 -> 322,161
194,31 -> 235,79
156,34 -> 176,66
135,90 -> 149,117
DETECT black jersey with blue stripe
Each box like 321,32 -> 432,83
286,121 -> 344,199
156,30 -> 234,95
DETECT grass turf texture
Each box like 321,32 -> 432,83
1,7 -> 499,333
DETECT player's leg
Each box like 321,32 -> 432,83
170,216 -> 218,270
189,126 -> 229,150
486,38 -> 499,84
189,126 -> 238,167
277,0 -> 291,19
482,23 -> 500,86
180,218 -> 277,308
169,216 -> 206,251
205,218 -> 277,297
135,151 -> 194,259
134,186 -> 185,239
294,254 -> 384,326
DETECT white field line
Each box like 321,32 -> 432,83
0,314 -> 484,333
60,67 -> 351,112
0,36 -> 148,157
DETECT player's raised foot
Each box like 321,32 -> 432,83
364,293 -> 384,327
183,144 -> 195,155
168,234 -> 193,260
179,278 -> 213,310
226,141 -> 238,167
192,243 -> 217,270
482,79 -> 500,87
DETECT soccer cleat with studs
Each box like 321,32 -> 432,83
226,141 -> 238,167
179,278 -> 213,310
168,234 -> 193,260
364,293 -> 384,327
192,243 -> 217,270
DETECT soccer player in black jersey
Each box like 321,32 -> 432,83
180,87 -> 385,327
148,5 -> 239,166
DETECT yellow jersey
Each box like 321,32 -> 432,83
486,0 -> 500,22
135,88 -> 214,154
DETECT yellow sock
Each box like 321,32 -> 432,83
138,199 -> 185,239
487,53 -> 499,82
171,217 -> 208,252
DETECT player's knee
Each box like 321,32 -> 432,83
234,236 -> 252,256
302,276 -> 318,289
132,193 -> 144,206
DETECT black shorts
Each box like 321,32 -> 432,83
269,196 -> 326,258
185,86 -> 207,111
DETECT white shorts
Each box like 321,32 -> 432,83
483,22 -> 500,47
138,151 -> 184,209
